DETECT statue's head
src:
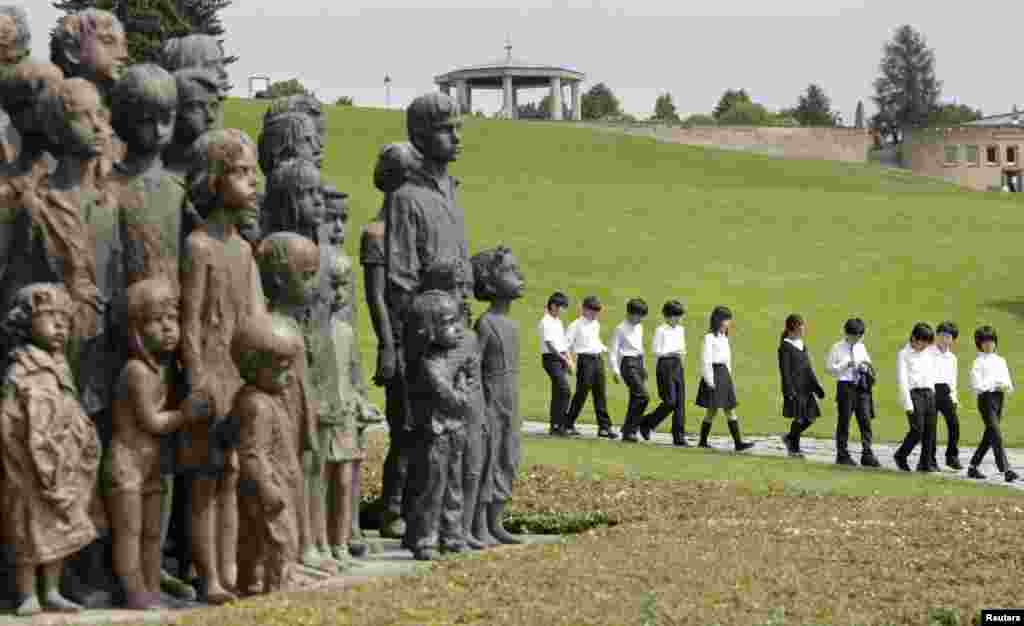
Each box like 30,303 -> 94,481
3,283 -> 73,354
160,34 -> 231,93
321,184 -> 348,247
373,141 -> 420,193
264,157 -> 323,241
50,9 -> 128,88
407,289 -> 462,351
471,245 -> 524,302
125,277 -> 180,368
172,67 -> 223,146
406,93 -> 461,165
0,5 -> 30,66
40,77 -> 112,159
255,231 -> 320,310
258,111 -> 322,174
0,60 -> 64,138
264,94 -> 325,145
232,313 -> 303,393
326,252 -> 353,315
185,128 -> 259,217
110,63 -> 177,156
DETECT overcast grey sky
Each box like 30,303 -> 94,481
25,0 -> 1014,122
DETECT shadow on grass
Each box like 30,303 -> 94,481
985,299 -> 1024,321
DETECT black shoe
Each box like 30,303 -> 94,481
620,432 -> 639,443
860,453 -> 881,468
566,428 -> 582,437
727,421 -> 754,452
967,466 -> 986,480
639,425 -> 652,441
673,437 -> 690,447
916,465 -> 936,473
893,454 -> 911,472
549,426 -> 567,437
1006,469 -> 1019,483
836,454 -> 857,467
946,457 -> 963,471
597,428 -> 618,439
698,422 -> 712,448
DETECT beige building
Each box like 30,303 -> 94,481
904,112 -> 1024,191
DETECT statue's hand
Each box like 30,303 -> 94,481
374,345 -> 397,384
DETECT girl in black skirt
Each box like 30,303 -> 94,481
778,314 -> 826,458
696,306 -> 754,451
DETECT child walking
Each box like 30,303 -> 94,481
538,292 -> 572,436
931,321 -> 962,470
565,296 -> 617,439
613,298 -> 650,443
824,318 -> 879,467
966,326 -> 1018,482
640,300 -> 688,445
778,314 -> 826,458
894,323 -> 938,473
695,306 -> 754,451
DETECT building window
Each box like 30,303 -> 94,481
966,145 -> 979,166
987,145 -> 1000,165
944,144 -> 960,164
1008,145 -> 1018,165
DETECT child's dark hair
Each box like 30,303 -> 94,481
626,298 -> 648,317
709,306 -> 733,335
910,322 -> 935,344
975,325 -> 998,350
582,295 -> 602,312
662,300 -> 685,318
781,313 -> 804,341
470,245 -> 513,302
546,292 -> 568,310
936,321 -> 959,339
843,317 -> 865,336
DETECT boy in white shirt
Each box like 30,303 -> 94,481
894,323 -> 938,472
564,296 -> 617,439
824,318 -> 879,467
613,299 -> 650,443
967,325 -> 1018,482
538,292 -> 572,436
639,300 -> 688,445
930,321 -> 962,470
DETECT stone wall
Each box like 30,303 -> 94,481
904,126 -> 1024,191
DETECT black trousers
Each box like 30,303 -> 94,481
934,383 -> 960,461
542,354 -> 571,430
895,388 -> 937,467
643,357 -> 685,440
619,356 -> 650,433
566,354 -> 612,430
970,391 -> 1009,472
835,382 -> 873,455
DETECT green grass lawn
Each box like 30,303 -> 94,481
225,99 -> 1024,446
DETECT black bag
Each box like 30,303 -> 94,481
856,362 -> 876,393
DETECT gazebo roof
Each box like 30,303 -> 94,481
434,40 -> 585,86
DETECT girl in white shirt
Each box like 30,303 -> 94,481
639,300 -> 688,445
695,306 -> 754,451
967,325 -> 1018,482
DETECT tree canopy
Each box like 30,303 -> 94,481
871,24 -> 941,143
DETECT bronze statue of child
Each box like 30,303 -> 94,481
471,246 -> 526,545
0,283 -> 101,616
107,278 -> 208,609
262,157 -> 324,241
257,111 -> 322,176
160,34 -> 232,94
0,5 -> 34,165
232,313 -> 305,596
180,127 -> 265,603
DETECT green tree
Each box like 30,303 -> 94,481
255,78 -> 308,100
334,95 -> 353,106
872,24 -> 942,143
927,103 -> 982,127
652,92 -> 679,122
793,83 -> 835,126
53,0 -> 236,66
712,88 -> 750,120
580,82 -> 620,120
717,100 -> 771,125
681,113 -> 716,127
854,100 -> 865,128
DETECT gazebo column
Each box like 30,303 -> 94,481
571,81 -> 582,121
502,75 -> 514,119
440,83 -> 451,96
549,76 -> 563,120
455,79 -> 470,114
512,87 -> 518,119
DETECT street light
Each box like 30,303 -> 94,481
384,74 -> 392,109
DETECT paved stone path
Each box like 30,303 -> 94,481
520,420 -> 1024,492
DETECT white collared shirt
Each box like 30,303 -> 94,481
970,352 -> 1014,395
538,313 -> 568,354
783,337 -> 804,351
652,323 -> 686,359
701,332 -> 731,386
929,345 -> 959,404
610,321 -> 643,376
566,317 -> 606,355
825,339 -> 872,382
897,343 -> 938,411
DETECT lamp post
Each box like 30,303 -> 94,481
385,74 -> 392,109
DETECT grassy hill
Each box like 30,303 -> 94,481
225,98 -> 1024,447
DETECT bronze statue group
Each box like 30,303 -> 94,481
540,294 -> 1017,482
0,5 -> 525,616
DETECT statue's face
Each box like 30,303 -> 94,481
282,244 -> 319,307
218,144 -> 259,213
254,353 -> 295,393
63,81 -> 112,157
82,22 -> 128,83
32,310 -> 71,354
417,115 -> 462,164
0,15 -> 25,66
177,81 -> 222,144
295,181 -> 324,237
140,308 -> 180,355
124,102 -> 176,155
295,122 -> 323,168
493,252 -> 525,300
322,197 -> 347,246
435,304 -> 462,348
328,266 -> 351,313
